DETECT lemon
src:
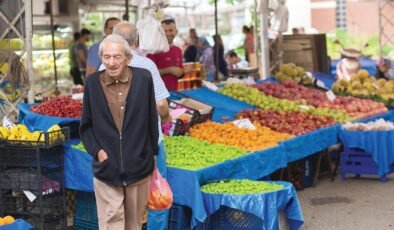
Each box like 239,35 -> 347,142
3,215 -> 15,224
0,126 -> 9,139
0,217 -> 4,226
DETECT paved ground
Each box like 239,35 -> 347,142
297,173 -> 394,230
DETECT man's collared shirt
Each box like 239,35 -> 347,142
99,68 -> 132,132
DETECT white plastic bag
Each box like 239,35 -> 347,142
136,11 -> 169,54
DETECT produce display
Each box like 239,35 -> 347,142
343,119 -> 394,131
332,69 -> 394,103
164,136 -> 248,170
0,215 -> 15,226
236,109 -> 335,135
201,180 -> 284,195
274,63 -> 313,85
30,96 -> 82,118
218,83 -> 354,123
255,81 -> 387,119
189,121 -> 293,151
0,124 -> 63,143
72,142 -> 87,152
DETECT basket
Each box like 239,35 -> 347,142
73,192 -> 98,230
340,148 -> 394,182
0,127 -> 70,148
198,206 -> 263,230
168,203 -> 192,230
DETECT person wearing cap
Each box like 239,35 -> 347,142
376,57 -> 393,80
147,18 -> 183,91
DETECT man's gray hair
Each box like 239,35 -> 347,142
112,21 -> 137,47
98,34 -> 133,57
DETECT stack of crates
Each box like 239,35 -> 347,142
0,127 -> 69,229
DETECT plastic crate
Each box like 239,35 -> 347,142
169,91 -> 214,122
168,203 -> 192,230
198,206 -> 263,230
73,192 -> 98,230
340,148 -> 394,182
0,192 -> 66,229
0,127 -> 70,148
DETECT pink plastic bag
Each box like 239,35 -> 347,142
148,167 -> 173,210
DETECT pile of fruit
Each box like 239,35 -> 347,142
0,215 -> 15,226
218,83 -> 354,123
274,63 -> 313,85
201,180 -> 284,195
30,96 -> 82,118
0,124 -> 63,143
332,69 -> 394,103
189,121 -> 293,151
164,136 -> 248,170
343,119 -> 394,131
72,142 -> 87,152
236,109 -> 335,135
255,81 -> 387,119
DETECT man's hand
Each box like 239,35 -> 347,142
97,149 -> 108,162
157,100 -> 172,124
171,67 -> 184,78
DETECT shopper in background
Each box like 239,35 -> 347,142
85,17 -> 120,76
212,34 -> 228,79
226,50 -> 249,70
242,25 -> 254,63
80,34 -> 159,230
74,28 -> 91,78
69,32 -> 83,85
376,57 -> 394,80
183,28 -> 199,62
197,37 -> 216,82
147,18 -> 183,91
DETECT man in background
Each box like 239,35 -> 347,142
85,17 -> 120,76
147,18 -> 183,91
69,32 -> 83,85
74,28 -> 91,78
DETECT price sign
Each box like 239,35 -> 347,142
299,105 -> 310,110
325,90 -> 336,102
232,119 -> 256,130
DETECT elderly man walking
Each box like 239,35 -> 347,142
98,21 -> 171,230
80,34 -> 159,230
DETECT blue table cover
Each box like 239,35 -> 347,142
18,103 -> 80,131
338,128 -> 394,177
0,219 -> 34,230
201,181 -> 303,230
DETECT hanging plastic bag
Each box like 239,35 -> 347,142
136,10 -> 169,54
148,167 -> 173,210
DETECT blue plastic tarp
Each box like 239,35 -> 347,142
201,181 -> 304,230
63,139 -> 94,192
0,219 -> 34,230
18,103 -> 80,131
167,146 -> 289,227
338,128 -> 394,177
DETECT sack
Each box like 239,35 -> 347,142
136,11 -> 169,54
148,167 -> 173,210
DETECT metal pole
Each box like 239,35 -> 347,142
124,0 -> 129,21
253,0 -> 260,75
377,0 -> 382,57
259,0 -> 270,79
214,0 -> 219,81
25,0 -> 34,103
49,0 -> 59,94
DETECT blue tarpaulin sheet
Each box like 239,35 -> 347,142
338,110 -> 394,177
63,139 -> 94,192
18,103 -> 80,131
0,219 -> 34,230
201,181 -> 304,230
